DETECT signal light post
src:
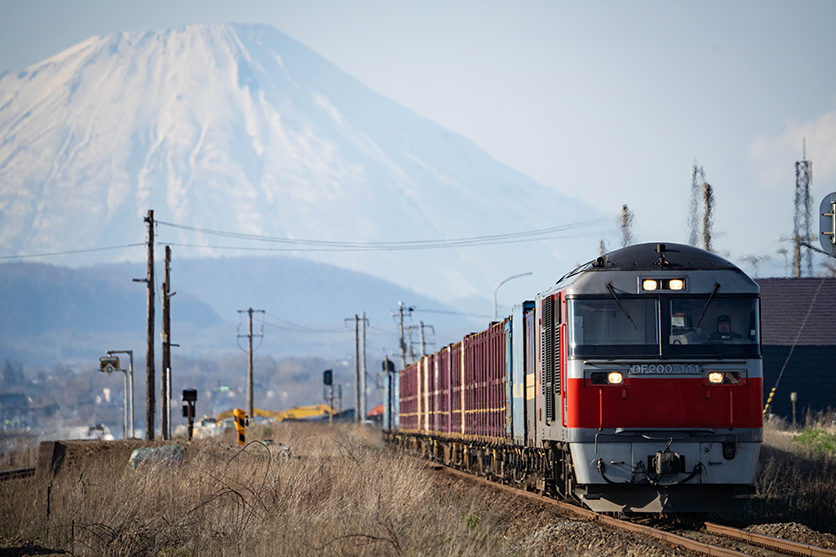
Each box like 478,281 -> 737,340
323,369 -> 333,423
182,389 -> 197,441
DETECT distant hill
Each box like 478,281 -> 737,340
0,256 -> 484,366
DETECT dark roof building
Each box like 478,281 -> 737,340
756,277 -> 836,419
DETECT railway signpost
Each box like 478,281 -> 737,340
182,389 -> 197,441
820,192 -> 836,255
323,369 -> 333,423
233,408 -> 247,445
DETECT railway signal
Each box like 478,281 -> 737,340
323,369 -> 334,423
820,192 -> 836,256
182,389 -> 197,441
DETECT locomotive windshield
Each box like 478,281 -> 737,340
669,296 -> 760,357
567,295 -> 760,359
568,298 -> 659,357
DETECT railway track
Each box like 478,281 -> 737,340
428,461 -> 836,557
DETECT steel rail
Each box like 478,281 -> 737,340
705,522 -> 836,557
435,464 -> 754,557
0,467 -> 35,481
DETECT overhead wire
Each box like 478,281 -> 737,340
3,218 -> 608,259
0,243 -> 146,260
154,218 -> 606,252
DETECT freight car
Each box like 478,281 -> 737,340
383,243 -> 762,513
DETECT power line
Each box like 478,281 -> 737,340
411,307 -> 492,319
155,218 -> 607,252
0,243 -> 145,260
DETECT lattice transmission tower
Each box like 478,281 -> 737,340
688,163 -> 706,246
619,204 -> 634,248
792,140 -> 813,277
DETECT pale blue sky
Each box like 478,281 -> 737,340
2,0 -> 835,275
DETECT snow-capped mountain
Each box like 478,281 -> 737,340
0,23 -> 603,303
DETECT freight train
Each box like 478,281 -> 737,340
383,243 -> 763,513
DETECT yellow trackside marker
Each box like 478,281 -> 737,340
233,408 -> 247,445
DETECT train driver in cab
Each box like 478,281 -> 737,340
710,314 -> 742,341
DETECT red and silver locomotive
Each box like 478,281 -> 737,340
385,243 -> 762,513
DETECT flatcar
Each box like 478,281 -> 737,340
383,242 -> 762,513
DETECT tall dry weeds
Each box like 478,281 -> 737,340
742,411 -> 836,534
0,423 -> 514,556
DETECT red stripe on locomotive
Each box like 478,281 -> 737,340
564,377 -> 763,429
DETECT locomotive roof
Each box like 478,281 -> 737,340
591,242 -> 742,272
552,242 -> 746,291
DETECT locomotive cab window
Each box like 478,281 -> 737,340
669,297 -> 760,358
568,298 -> 659,357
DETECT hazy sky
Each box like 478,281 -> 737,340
2,0 -> 835,276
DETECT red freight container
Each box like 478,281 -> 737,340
450,341 -> 463,436
399,361 -> 419,432
437,347 -> 451,434
461,323 -> 505,442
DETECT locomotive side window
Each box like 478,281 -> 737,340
568,298 -> 659,357
669,297 -> 760,357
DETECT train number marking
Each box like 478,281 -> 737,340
629,364 -> 702,375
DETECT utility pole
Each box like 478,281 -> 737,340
354,315 -> 360,423
160,246 -> 175,440
132,210 -> 155,441
345,313 -> 369,422
237,308 -> 264,419
361,311 -> 367,422
394,302 -> 412,368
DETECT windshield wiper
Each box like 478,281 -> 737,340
695,282 -> 720,329
607,283 -> 637,330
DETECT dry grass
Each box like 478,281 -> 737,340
741,410 -> 836,534
0,431 -> 38,469
0,423 -> 518,556
5,414 -> 836,554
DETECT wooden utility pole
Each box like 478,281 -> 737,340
354,314 -> 360,423
141,210 -> 155,440
361,312 -> 367,421
247,309 -> 253,419
161,246 -> 172,440
237,308 -> 264,419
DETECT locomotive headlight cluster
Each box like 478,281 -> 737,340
607,372 -> 624,384
588,370 -> 628,386
640,278 -> 686,291
708,372 -> 724,384
703,370 -> 746,386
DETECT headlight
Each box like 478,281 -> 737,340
607,372 -> 624,384
642,279 -> 658,291
669,279 -> 684,290
708,372 -> 724,384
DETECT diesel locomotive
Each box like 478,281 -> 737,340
383,243 -> 763,513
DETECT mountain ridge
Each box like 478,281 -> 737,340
0,22 -> 603,303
